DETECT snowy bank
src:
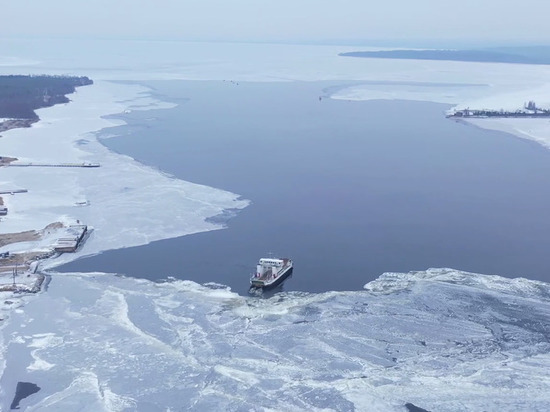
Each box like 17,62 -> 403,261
329,59 -> 550,150
0,80 -> 249,269
1,268 -> 550,411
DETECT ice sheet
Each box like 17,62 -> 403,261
0,80 -> 249,265
0,268 -> 548,411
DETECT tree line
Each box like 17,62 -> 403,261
0,75 -> 93,119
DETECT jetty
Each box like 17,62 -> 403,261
53,225 -> 88,253
0,189 -> 28,195
0,223 -> 90,295
7,162 -> 100,168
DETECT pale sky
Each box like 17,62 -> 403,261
3,0 -> 550,45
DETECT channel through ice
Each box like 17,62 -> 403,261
1,40 -> 550,410
2,269 -> 550,411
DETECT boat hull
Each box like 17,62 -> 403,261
250,266 -> 293,289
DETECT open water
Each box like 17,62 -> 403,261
58,80 -> 550,294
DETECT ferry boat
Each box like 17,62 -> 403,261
250,257 -> 293,289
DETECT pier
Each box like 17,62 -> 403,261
53,225 -> 88,253
0,189 -> 28,195
7,162 -> 100,168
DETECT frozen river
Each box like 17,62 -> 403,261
59,80 -> 550,294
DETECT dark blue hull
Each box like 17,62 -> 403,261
250,266 -> 293,289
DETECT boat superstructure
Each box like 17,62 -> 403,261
250,257 -> 293,289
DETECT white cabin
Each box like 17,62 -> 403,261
259,258 -> 284,266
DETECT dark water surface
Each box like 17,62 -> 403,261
10,381 -> 41,410
59,81 -> 550,294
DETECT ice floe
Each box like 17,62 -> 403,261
0,268 -> 549,410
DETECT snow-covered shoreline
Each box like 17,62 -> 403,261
329,67 -> 550,150
2,41 -> 550,410
0,80 -> 249,273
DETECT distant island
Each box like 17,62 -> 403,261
0,75 -> 93,133
339,47 -> 550,65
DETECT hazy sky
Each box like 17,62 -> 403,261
3,0 -> 549,45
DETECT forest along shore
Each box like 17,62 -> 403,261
0,75 -> 93,295
0,75 -> 93,129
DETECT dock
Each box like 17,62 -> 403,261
53,225 -> 88,253
7,162 -> 100,168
